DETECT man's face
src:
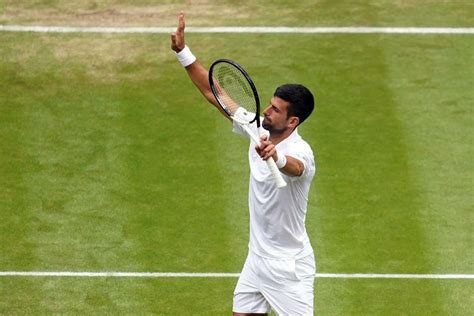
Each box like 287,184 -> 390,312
262,96 -> 295,134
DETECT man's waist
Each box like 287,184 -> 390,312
249,239 -> 313,260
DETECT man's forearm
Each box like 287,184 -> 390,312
183,60 -> 216,105
171,13 -> 229,119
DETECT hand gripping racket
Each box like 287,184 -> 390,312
208,59 -> 287,188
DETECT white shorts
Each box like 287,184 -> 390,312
233,251 -> 316,315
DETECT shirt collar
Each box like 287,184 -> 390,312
276,127 -> 300,149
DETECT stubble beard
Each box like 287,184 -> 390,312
262,118 -> 286,135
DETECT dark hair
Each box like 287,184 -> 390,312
274,84 -> 314,125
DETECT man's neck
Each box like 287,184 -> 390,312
269,127 -> 296,145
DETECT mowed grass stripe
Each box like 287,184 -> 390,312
0,34 -> 47,308
383,36 -> 474,273
309,34 -> 444,313
1,33 -> 137,272
383,36 -> 474,314
0,56 -> 34,270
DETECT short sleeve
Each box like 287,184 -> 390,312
232,119 -> 248,137
286,142 -> 316,180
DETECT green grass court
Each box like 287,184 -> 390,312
0,1 -> 473,314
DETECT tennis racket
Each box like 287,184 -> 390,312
208,59 -> 287,188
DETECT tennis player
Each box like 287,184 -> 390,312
171,13 -> 316,316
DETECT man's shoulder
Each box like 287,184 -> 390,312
284,130 -> 314,156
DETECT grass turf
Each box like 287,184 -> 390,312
1,0 -> 473,27
0,1 -> 473,314
1,277 -> 472,314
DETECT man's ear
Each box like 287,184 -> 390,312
288,116 -> 300,129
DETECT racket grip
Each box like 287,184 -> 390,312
240,124 -> 287,188
266,157 -> 287,188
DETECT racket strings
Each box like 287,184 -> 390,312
211,63 -> 258,120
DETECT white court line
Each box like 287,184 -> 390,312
0,271 -> 472,279
0,25 -> 474,34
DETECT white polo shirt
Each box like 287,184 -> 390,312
233,120 -> 316,259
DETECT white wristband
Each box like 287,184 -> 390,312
175,45 -> 196,67
275,154 -> 287,169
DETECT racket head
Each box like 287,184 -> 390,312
208,59 -> 261,126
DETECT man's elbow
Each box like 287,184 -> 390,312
205,92 -> 216,104
291,160 -> 305,177
294,165 -> 304,177
283,164 -> 304,177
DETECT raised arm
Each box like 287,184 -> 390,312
171,13 -> 230,119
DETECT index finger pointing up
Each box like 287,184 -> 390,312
177,12 -> 185,32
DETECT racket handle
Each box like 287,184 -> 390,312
266,157 -> 288,188
241,124 -> 287,188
